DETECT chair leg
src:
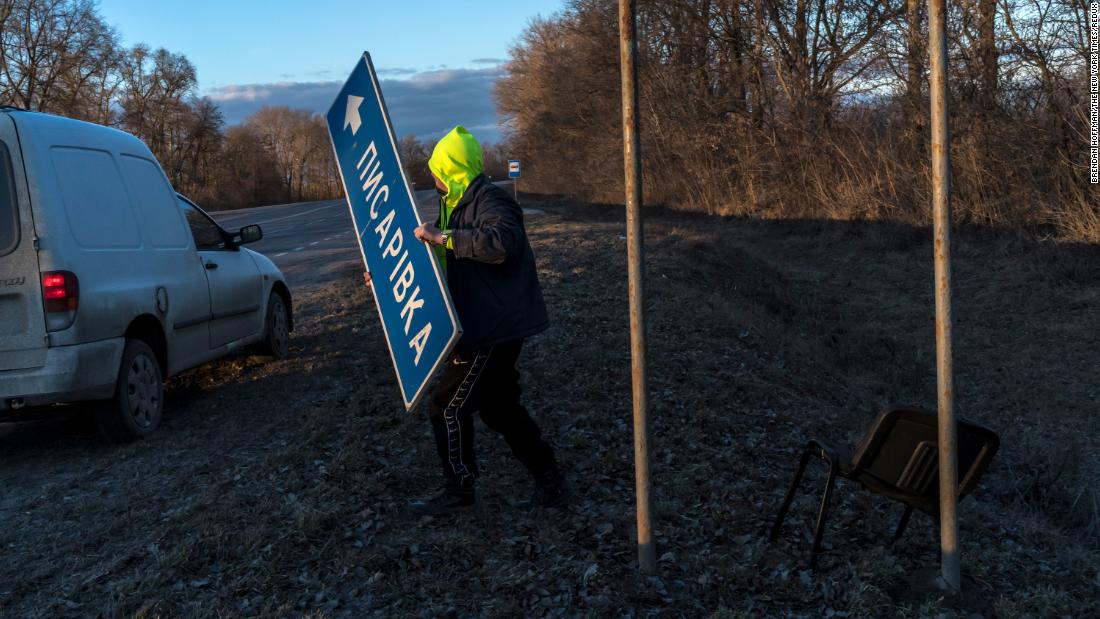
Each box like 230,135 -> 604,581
809,462 -> 839,570
892,505 -> 914,543
769,448 -> 814,543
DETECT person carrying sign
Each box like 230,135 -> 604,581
365,126 -> 566,515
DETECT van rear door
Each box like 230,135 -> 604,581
0,114 -> 47,371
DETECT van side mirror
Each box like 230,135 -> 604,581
238,224 -> 263,245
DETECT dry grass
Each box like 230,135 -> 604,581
0,194 -> 1097,617
531,108 -> 1099,246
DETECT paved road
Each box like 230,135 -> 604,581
209,181 -> 529,292
209,189 -> 440,292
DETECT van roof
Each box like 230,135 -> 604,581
2,108 -> 153,156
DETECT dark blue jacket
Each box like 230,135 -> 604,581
437,175 -> 550,358
440,174 -> 548,355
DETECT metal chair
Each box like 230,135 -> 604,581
768,406 -> 999,569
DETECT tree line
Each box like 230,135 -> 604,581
497,0 -> 1096,240
398,134 -> 513,191
0,0 -> 339,210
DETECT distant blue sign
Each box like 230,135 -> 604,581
508,159 -> 521,179
326,52 -> 461,410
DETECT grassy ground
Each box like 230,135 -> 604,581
0,194 -> 1097,617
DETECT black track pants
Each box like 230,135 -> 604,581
428,339 -> 557,488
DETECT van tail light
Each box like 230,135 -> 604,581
41,271 -> 79,331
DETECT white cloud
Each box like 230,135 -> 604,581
408,70 -> 465,87
376,67 -> 418,77
203,67 -> 506,143
207,84 -> 276,102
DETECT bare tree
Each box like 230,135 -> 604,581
498,0 -> 1094,237
246,106 -> 307,198
243,107 -> 336,202
398,134 -> 433,189
213,125 -> 285,208
764,0 -> 900,130
118,45 -> 197,149
0,0 -> 119,121
978,0 -> 997,112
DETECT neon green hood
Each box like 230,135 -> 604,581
428,125 -> 483,213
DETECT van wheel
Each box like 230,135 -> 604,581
259,292 -> 290,359
96,339 -> 164,443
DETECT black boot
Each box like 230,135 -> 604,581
409,484 -> 476,516
520,468 -> 570,509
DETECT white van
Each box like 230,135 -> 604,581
0,109 -> 292,441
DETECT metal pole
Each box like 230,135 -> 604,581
928,0 -> 960,593
618,0 -> 656,575
514,179 -> 519,204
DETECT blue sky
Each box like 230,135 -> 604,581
96,0 -> 568,142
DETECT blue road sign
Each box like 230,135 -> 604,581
326,52 -> 461,410
508,159 -> 521,179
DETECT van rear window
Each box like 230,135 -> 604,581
0,142 -> 18,257
50,147 -> 140,249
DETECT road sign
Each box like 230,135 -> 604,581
326,52 -> 461,410
508,159 -> 521,179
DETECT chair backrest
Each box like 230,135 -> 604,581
849,406 -> 1000,506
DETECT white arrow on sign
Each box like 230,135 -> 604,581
344,95 -> 364,135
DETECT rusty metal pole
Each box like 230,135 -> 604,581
618,0 -> 656,575
928,0 -> 961,593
